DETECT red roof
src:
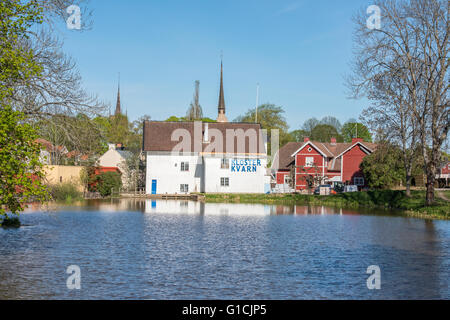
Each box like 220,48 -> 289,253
274,139 -> 377,171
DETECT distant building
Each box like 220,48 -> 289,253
97,144 -> 132,187
36,138 -> 68,165
436,161 -> 449,188
142,62 -> 270,194
272,137 -> 377,191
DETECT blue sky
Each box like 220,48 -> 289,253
60,0 -> 373,130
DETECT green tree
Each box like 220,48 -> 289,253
107,113 -> 130,145
235,104 -> 291,151
341,122 -> 372,143
0,0 -> 47,226
0,106 -> 48,219
94,171 -> 122,198
360,143 -> 405,189
310,124 -> 344,143
289,129 -> 309,142
0,0 -> 43,99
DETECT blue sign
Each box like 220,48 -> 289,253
231,159 -> 262,173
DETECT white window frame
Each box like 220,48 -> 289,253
180,184 -> 189,193
220,177 -> 229,187
305,157 -> 314,168
354,177 -> 365,186
180,162 -> 189,172
284,175 -> 291,185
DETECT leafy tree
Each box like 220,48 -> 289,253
289,129 -> 309,142
0,0 -> 48,225
310,124 -> 344,143
166,116 -> 184,122
360,143 -> 405,189
0,106 -> 48,219
235,104 -> 291,151
341,122 -> 372,143
94,171 -> 122,198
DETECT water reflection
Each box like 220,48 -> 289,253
3,199 -> 449,299
76,198 -> 391,217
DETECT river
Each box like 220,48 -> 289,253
0,199 -> 448,299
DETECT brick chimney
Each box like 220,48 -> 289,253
304,137 -> 310,142
330,137 -> 337,145
352,138 -> 364,144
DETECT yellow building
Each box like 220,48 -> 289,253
44,165 -> 85,192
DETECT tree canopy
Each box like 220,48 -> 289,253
341,122 -> 372,143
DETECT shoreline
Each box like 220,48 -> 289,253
203,190 -> 450,221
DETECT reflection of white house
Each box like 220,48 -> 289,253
97,144 -> 132,187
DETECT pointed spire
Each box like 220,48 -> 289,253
115,73 -> 121,116
217,57 -> 228,123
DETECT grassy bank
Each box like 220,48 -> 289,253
48,182 -> 83,204
205,190 -> 450,220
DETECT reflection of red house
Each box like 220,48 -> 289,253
272,138 -> 377,191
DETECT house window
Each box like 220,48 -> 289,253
220,177 -> 230,187
180,184 -> 189,193
305,157 -> 314,167
284,175 -> 291,185
354,177 -> 365,186
221,158 -> 230,169
180,162 -> 189,172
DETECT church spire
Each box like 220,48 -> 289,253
216,59 -> 228,123
115,73 -> 121,116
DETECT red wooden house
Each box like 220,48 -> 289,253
272,137 -> 377,191
436,161 -> 449,187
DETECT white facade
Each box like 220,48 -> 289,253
98,144 -> 132,187
146,152 -> 269,194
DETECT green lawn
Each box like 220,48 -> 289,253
205,190 -> 449,220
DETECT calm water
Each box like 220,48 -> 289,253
0,199 -> 449,300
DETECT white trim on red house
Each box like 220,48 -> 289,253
335,142 -> 373,159
290,141 -> 328,158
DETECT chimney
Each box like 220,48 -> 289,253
331,137 -> 337,145
304,137 -> 310,142
352,138 -> 364,144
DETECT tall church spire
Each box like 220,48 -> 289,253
115,73 -> 121,116
216,59 -> 228,123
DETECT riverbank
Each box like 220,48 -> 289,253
205,190 -> 450,220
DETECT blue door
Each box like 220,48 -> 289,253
151,180 -> 157,195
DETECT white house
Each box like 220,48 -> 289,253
97,144 -> 132,187
142,62 -> 270,194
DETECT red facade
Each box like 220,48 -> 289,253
274,138 -> 376,191
441,163 -> 450,175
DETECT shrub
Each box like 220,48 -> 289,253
49,182 -> 82,202
95,171 -> 122,198
0,216 -> 21,228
